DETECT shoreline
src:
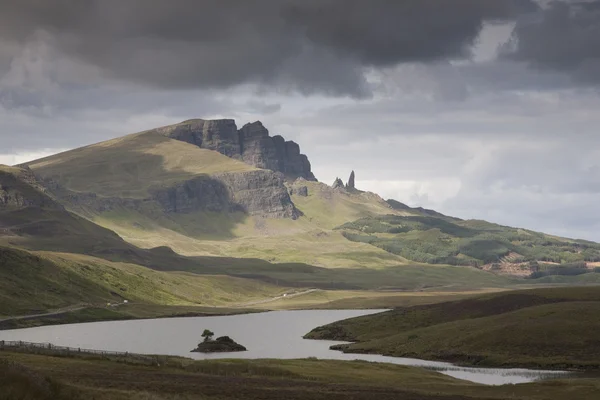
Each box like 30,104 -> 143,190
0,305 -> 263,331
322,342 -> 600,372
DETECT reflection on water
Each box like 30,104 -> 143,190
0,309 -> 569,385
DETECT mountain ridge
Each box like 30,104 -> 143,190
11,118 -> 600,280
157,119 -> 316,181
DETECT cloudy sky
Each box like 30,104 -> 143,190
1,0 -> 599,241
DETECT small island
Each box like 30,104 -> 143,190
191,329 -> 247,353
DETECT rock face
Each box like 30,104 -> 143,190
346,171 -> 355,190
44,170 -> 299,219
0,168 -> 61,209
159,119 -> 241,158
296,186 -> 308,197
158,119 -> 316,181
332,178 -> 345,189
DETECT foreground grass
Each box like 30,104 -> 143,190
2,350 -> 600,400
306,286 -> 600,369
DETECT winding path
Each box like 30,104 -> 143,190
0,304 -> 89,323
237,289 -> 318,307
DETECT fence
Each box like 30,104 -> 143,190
0,340 -> 159,365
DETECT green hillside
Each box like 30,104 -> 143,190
338,214 -> 600,276
22,127 -> 418,269
306,286 -> 600,368
22,121 -> 600,277
0,245 -> 287,317
26,130 -> 257,198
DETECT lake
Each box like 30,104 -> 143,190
0,309 -> 568,385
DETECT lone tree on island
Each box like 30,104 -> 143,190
201,329 -> 215,342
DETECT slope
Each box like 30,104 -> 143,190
338,213 -> 600,277
23,122 -> 416,268
1,164 -> 512,302
306,286 -> 600,368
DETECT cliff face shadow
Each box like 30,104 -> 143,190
148,172 -> 250,240
43,147 -> 251,241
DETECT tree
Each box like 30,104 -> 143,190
201,329 -> 214,342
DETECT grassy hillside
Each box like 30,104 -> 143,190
3,350 -> 600,400
26,130 -> 257,198
0,246 -> 287,317
290,181 -> 412,230
306,286 -> 600,368
22,127 -> 417,268
24,122 -> 600,277
338,214 -> 600,274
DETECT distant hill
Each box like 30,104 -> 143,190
337,213 -> 600,277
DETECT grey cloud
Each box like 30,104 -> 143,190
0,0 -> 536,97
244,100 -> 281,115
502,0 -> 600,84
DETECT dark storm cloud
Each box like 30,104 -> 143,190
502,0 -> 600,84
0,0 -> 536,96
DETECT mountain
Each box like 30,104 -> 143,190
0,161 -> 509,315
22,120 -> 415,269
160,119 -> 316,181
19,118 -> 600,281
0,116 -> 594,319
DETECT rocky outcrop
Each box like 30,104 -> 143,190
158,119 -> 241,158
42,171 -> 299,219
36,178 -> 144,214
0,168 -> 61,209
346,171 -> 355,190
158,119 -> 316,181
297,186 -> 308,196
214,171 -> 298,218
192,336 -> 247,353
332,178 -> 344,189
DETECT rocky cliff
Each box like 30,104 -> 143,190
151,170 -> 298,219
0,167 -> 61,209
40,170 -> 299,220
157,119 -> 316,181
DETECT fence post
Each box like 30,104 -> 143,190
0,340 -> 4,350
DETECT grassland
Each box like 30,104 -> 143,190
26,130 -> 257,198
23,135 -> 420,269
2,349 -> 600,400
306,286 -> 600,369
0,246 -> 286,318
248,288 -> 502,310
338,215 -> 600,273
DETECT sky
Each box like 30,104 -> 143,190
1,0 -> 600,241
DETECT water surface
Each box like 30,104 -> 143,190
0,309 -> 568,385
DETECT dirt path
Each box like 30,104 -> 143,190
237,289 -> 318,307
0,304 -> 90,323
